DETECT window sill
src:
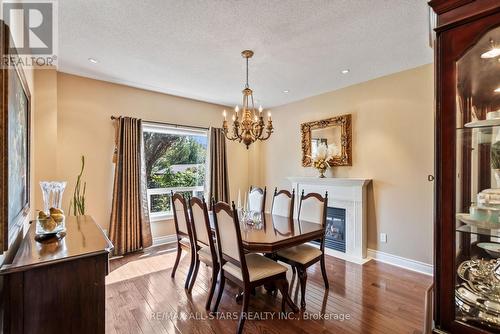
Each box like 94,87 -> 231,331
149,214 -> 173,223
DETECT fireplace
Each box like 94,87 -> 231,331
289,177 -> 371,263
312,207 -> 346,252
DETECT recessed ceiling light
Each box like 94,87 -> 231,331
341,69 -> 350,74
481,48 -> 500,59
481,39 -> 500,59
495,87 -> 500,93
283,90 -> 289,93
88,58 -> 99,64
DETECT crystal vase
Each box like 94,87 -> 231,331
317,167 -> 327,178
39,181 -> 67,213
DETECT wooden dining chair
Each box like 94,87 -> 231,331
171,192 -> 196,290
248,186 -> 266,212
276,190 -> 329,310
211,200 -> 298,334
271,188 -> 295,218
187,196 -> 220,310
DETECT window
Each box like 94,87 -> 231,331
143,123 -> 208,220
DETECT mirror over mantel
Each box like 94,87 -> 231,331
301,114 -> 352,167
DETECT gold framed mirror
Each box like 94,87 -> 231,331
301,114 -> 352,167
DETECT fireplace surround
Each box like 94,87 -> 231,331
288,177 -> 371,264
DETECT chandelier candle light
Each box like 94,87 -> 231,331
222,50 -> 274,149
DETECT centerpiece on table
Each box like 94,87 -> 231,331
236,189 -> 263,228
311,143 -> 339,178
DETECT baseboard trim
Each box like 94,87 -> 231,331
367,249 -> 433,276
152,235 -> 177,246
307,242 -> 371,265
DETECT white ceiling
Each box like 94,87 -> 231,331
58,0 -> 433,108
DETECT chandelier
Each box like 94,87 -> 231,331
222,50 -> 273,149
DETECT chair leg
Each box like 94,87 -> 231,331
188,259 -> 200,293
185,249 -> 196,289
276,279 -> 288,312
212,273 -> 225,313
297,267 -> 308,310
205,264 -> 219,310
237,288 -> 250,334
320,255 -> 330,289
171,243 -> 182,278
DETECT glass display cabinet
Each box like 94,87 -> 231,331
429,1 -> 500,333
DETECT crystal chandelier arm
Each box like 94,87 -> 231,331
223,128 -> 238,141
258,119 -> 274,141
251,117 -> 265,139
223,118 -> 242,141
233,120 -> 242,140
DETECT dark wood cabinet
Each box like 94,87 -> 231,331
0,216 -> 113,334
429,1 -> 500,333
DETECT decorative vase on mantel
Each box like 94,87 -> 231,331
315,163 -> 328,178
311,143 -> 338,178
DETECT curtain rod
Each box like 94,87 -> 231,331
110,116 -> 209,131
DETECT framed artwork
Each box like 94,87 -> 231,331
0,21 -> 31,252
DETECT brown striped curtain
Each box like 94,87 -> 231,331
110,117 -> 152,255
208,127 -> 230,206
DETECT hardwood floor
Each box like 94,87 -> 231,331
106,244 -> 432,334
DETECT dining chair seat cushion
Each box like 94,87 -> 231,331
179,237 -> 190,248
223,253 -> 287,282
277,244 -> 322,264
198,246 -> 213,265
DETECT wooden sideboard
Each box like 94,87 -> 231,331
0,215 -> 113,334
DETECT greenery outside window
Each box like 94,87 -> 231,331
143,123 -> 208,221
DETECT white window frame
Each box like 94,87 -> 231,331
143,122 -> 209,222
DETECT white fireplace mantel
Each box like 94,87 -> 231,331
287,177 -> 372,264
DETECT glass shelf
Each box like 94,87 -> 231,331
457,125 -> 500,133
457,224 -> 500,238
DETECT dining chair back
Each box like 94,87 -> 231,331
298,190 -> 328,227
170,192 -> 196,289
248,186 -> 266,212
212,201 -> 246,274
190,197 -> 211,247
172,193 -> 190,235
187,196 -> 220,310
271,188 -> 295,218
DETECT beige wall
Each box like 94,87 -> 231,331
256,64 -> 434,265
33,69 -> 58,210
33,71 -> 250,237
